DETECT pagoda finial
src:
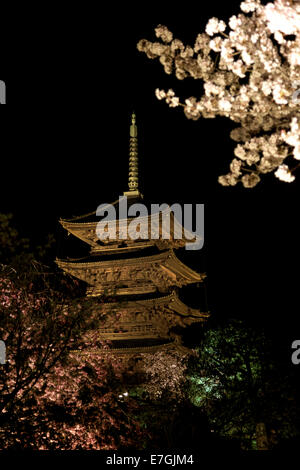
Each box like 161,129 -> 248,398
124,111 -> 143,198
130,111 -> 137,138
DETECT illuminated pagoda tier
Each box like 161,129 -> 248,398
56,113 -> 209,354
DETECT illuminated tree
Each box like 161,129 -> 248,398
138,0 -> 300,187
0,267 -> 145,449
141,349 -> 189,401
188,320 -> 300,449
129,350 -> 212,448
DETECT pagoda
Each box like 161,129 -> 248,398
56,113 -> 209,355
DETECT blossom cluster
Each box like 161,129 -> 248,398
137,0 -> 300,187
141,350 -> 189,401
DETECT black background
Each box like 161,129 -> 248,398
0,0 -> 299,367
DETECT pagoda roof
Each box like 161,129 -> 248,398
59,198 -> 200,252
56,249 -> 205,296
88,289 -> 208,344
99,290 -> 209,321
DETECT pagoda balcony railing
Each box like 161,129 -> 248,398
98,323 -> 168,339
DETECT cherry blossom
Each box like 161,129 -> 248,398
141,350 -> 189,401
137,0 -> 300,187
0,270 -> 145,449
274,163 -> 296,181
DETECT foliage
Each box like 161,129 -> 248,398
187,319 -> 300,449
128,350 -> 211,449
140,349 -> 189,401
0,267 -> 148,449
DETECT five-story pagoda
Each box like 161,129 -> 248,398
56,113 -> 209,355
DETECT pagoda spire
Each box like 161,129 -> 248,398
124,112 -> 143,199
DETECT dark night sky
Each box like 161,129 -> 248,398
1,1 -> 300,363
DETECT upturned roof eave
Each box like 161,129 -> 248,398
97,290 -> 209,318
55,249 -> 204,283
